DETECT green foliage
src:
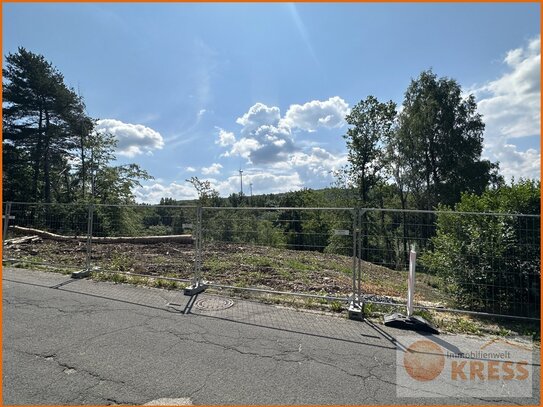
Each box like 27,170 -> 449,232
343,96 -> 397,204
256,220 -> 286,247
185,176 -> 220,206
395,69 -> 500,209
420,180 -> 540,317
109,252 -> 137,272
3,47 -> 90,203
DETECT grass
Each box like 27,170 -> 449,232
204,257 -> 236,273
241,256 -> 274,268
330,300 -> 343,313
109,252 -> 137,272
284,258 -> 317,272
357,301 -> 540,340
4,257 -> 76,275
92,271 -> 187,290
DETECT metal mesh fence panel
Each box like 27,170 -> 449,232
90,204 -> 197,281
3,202 -> 90,271
361,209 -> 541,319
199,207 -> 356,301
3,202 -> 539,319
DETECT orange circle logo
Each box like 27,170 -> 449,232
403,340 -> 445,382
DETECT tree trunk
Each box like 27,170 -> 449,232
400,187 -> 408,269
31,107 -> 44,202
43,108 -> 51,203
80,122 -> 86,199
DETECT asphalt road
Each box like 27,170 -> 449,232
2,267 -> 540,405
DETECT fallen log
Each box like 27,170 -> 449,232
10,226 -> 194,244
5,235 -> 41,245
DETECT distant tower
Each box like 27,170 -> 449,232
249,182 -> 253,205
239,169 -> 244,196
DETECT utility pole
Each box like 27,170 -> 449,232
249,182 -> 253,205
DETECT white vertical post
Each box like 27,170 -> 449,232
407,243 -> 416,317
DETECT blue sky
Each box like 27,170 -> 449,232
3,2 -> 540,203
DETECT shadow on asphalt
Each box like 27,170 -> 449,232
189,311 -> 397,350
5,277 -> 398,351
6,275 -> 538,367
3,278 -> 183,314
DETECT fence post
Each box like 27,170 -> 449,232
348,207 -> 364,320
194,205 -> 202,285
184,205 -> 207,296
86,204 -> 94,272
3,201 -> 12,244
3,202 -> 13,262
358,209 -> 364,305
72,203 -> 94,279
406,243 -> 416,317
351,208 -> 358,305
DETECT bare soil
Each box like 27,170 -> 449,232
4,233 -> 450,306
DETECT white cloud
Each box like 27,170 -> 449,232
234,99 -> 351,164
96,119 -> 164,158
225,138 -> 261,159
228,105 -> 295,164
202,163 -> 223,175
268,147 -> 348,187
287,147 -> 348,176
281,96 -> 350,132
214,171 -> 304,196
476,36 -> 540,139
473,36 -> 540,180
134,171 -> 305,203
247,124 -> 295,164
487,144 -> 540,181
216,128 -> 236,146
210,97 -> 351,192
236,103 -> 281,135
185,166 -> 196,172
134,182 -> 197,204
222,97 -> 348,165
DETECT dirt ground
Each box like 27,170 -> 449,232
4,233 -> 449,305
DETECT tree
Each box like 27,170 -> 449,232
3,48 -> 153,211
3,47 -> 90,203
186,176 -> 220,206
396,70 -> 500,210
343,96 -> 397,205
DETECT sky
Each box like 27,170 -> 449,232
3,2 -> 541,203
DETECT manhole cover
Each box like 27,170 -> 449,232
194,297 -> 234,311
